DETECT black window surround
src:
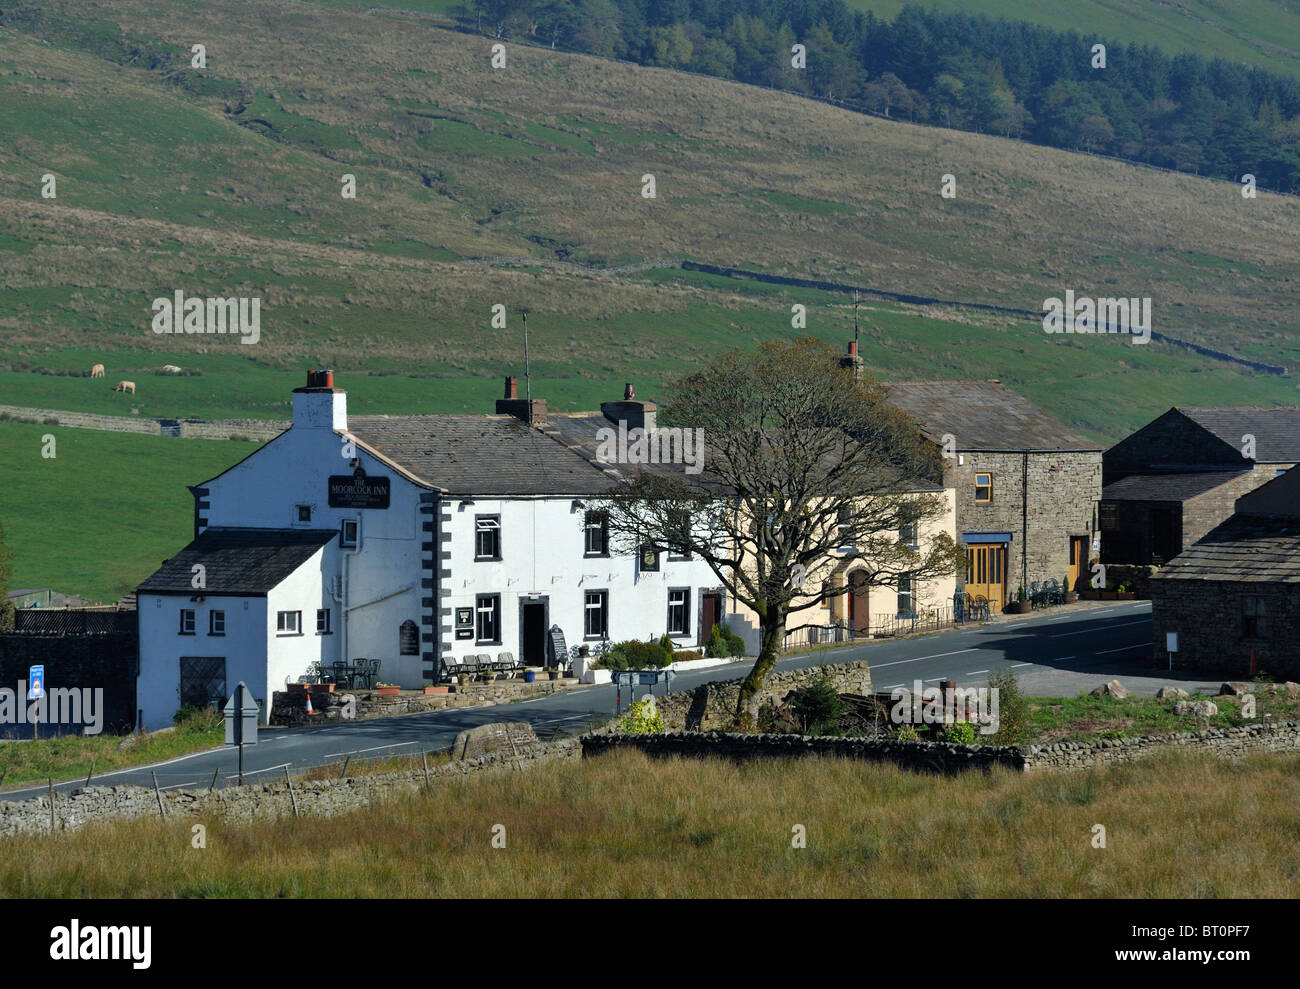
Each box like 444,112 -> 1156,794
475,593 -> 502,645
584,589 -> 609,639
475,515 -> 502,561
317,608 -> 332,635
584,511 -> 609,557
667,587 -> 691,636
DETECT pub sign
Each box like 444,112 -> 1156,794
328,468 -> 390,509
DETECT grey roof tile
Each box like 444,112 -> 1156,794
885,381 -> 1101,452
137,528 -> 336,595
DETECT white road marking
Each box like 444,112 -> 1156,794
1010,662 -> 1034,668
869,648 -> 979,671
324,741 -> 419,758
967,670 -> 990,675
1050,619 -> 1149,638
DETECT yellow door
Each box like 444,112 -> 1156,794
1067,536 -> 1087,593
964,544 -> 1007,613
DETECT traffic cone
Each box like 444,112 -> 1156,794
305,690 -> 315,715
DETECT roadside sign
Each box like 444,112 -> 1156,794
222,682 -> 259,746
27,665 -> 44,700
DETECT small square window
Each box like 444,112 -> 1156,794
340,519 -> 358,548
296,504 -> 312,523
317,608 -> 331,634
179,609 -> 196,635
974,473 -> 992,503
276,610 -> 301,635
209,610 -> 225,636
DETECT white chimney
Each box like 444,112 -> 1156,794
292,369 -> 347,431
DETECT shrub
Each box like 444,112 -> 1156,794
622,640 -> 670,668
673,649 -> 702,662
706,622 -> 746,658
596,648 -> 629,671
944,720 -> 976,745
895,723 -> 920,741
986,669 -> 1030,745
658,633 -> 674,657
791,675 -> 845,735
618,698 -> 664,735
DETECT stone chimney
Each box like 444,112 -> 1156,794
292,369 -> 347,430
601,382 -> 657,432
839,341 -> 864,381
495,375 -> 547,425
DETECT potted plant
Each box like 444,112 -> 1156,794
548,666 -> 560,681
479,669 -> 496,683
1116,582 -> 1136,600
375,682 -> 400,697
456,672 -> 470,688
1005,586 -> 1032,614
1063,573 -> 1078,604
523,669 -> 536,683
423,685 -> 448,695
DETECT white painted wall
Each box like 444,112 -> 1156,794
137,592 -> 269,730
441,497 -> 722,667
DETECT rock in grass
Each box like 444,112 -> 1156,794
1174,700 -> 1218,718
1156,686 -> 1189,699
1219,682 -> 1255,696
1090,680 -> 1129,699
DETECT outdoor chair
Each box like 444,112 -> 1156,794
496,651 -> 518,677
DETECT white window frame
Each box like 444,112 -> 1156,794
179,609 -> 196,635
276,610 -> 302,636
209,610 -> 225,636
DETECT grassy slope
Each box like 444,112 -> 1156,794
0,421 -> 250,601
3,747 -> 1299,895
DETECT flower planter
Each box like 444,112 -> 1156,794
376,686 -> 400,697
289,682 -> 333,693
423,686 -> 448,695
523,671 -> 536,683
1004,601 -> 1032,614
548,670 -> 560,681
1064,592 -> 1079,604
1117,591 -> 1136,600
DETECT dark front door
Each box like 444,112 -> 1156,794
701,593 -> 723,644
1151,508 -> 1178,563
520,601 -> 547,666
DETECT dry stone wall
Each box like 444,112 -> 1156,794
651,660 -> 873,731
0,739 -> 579,839
0,404 -> 286,442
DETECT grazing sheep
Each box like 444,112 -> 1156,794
90,363 -> 105,378
114,381 -> 136,394
158,364 -> 182,375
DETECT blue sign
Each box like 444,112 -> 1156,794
28,665 -> 44,700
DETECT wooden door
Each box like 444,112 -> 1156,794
964,544 -> 1006,613
1067,536 -> 1087,592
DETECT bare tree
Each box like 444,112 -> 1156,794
590,339 -> 962,727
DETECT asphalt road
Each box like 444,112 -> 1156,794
2,600 -> 1157,800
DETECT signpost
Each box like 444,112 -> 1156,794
223,682 -> 259,785
28,665 -> 43,740
613,668 -> 676,714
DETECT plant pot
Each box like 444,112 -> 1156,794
376,685 -> 400,697
423,686 -> 448,695
1064,592 -> 1079,603
1101,590 -> 1117,600
1004,601 -> 1032,614
548,670 -> 560,681
1117,591 -> 1136,600
523,671 -> 536,683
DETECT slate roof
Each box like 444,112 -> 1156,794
347,414 -> 620,496
885,381 -> 1100,452
1179,407 -> 1300,463
1101,470 -> 1246,503
1154,514 -> 1300,583
137,528 -> 335,595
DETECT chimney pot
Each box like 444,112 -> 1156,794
624,382 -> 635,400
848,341 -> 858,356
505,376 -> 518,400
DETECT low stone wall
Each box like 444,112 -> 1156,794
270,678 -> 584,726
583,731 -> 1024,774
1023,718 -> 1300,769
653,660 -> 873,731
0,738 -> 579,838
583,719 -> 1300,775
0,404 -> 286,442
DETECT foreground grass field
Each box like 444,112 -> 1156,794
3,747 -> 1298,896
0,709 -> 224,789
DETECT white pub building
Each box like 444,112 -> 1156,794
136,371 -> 724,729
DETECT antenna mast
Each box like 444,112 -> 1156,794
522,310 -> 532,405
